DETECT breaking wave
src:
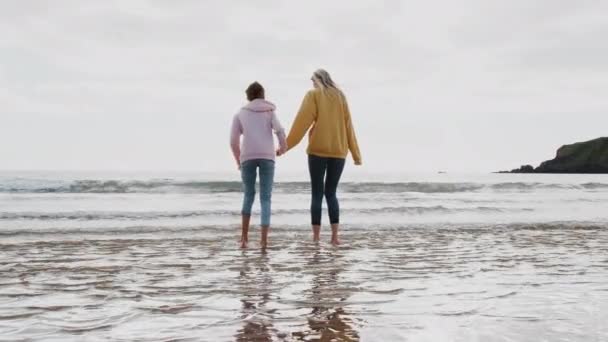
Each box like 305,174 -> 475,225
2,179 -> 607,194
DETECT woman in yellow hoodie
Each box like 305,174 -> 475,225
281,69 -> 362,245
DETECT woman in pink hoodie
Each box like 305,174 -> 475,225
230,82 -> 287,249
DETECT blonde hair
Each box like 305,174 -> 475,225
312,69 -> 341,93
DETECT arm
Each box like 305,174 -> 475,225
344,98 -> 362,165
286,91 -> 317,151
271,112 -> 287,154
230,115 -> 242,167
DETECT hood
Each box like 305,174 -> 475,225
243,99 -> 276,113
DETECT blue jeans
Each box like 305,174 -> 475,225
308,154 -> 345,225
240,159 -> 275,227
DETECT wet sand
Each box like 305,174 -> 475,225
1,224 -> 608,341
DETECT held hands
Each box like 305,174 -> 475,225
276,147 -> 287,157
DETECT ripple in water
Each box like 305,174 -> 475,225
1,224 -> 608,341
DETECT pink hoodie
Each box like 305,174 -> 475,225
230,99 -> 287,164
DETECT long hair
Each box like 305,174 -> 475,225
312,69 -> 342,96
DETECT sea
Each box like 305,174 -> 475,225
1,170 -> 607,341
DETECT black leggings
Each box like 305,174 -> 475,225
308,154 -> 346,225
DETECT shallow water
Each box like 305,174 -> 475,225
2,172 -> 608,233
1,224 -> 608,341
1,172 -> 608,341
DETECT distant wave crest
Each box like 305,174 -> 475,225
1,179 -> 607,194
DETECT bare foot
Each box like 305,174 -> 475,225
261,226 -> 269,250
240,214 -> 250,248
330,224 -> 339,246
312,225 -> 321,242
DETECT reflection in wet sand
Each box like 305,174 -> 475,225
235,252 -> 275,342
294,247 -> 359,341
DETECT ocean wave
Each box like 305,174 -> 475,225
580,182 -> 608,189
0,180 -> 244,194
0,206 -> 534,221
340,182 -> 485,193
1,179 -> 607,194
1,221 -> 606,237
488,182 -> 589,190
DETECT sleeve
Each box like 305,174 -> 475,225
271,111 -> 287,153
230,115 -> 242,163
344,98 -> 362,164
286,91 -> 317,151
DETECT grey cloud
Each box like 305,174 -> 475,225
1,0 -> 607,172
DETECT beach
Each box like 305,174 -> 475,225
1,172 -> 608,341
3,0 -> 608,340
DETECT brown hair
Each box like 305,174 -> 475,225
245,82 -> 265,101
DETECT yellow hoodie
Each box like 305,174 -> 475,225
286,88 -> 362,164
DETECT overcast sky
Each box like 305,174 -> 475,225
1,0 -> 607,175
